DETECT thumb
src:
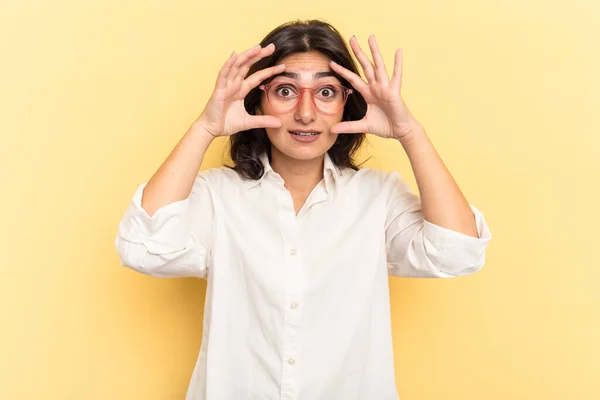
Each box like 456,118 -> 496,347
245,115 -> 282,131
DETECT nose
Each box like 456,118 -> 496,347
294,90 -> 317,123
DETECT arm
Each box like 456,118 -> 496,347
329,35 -> 491,277
383,170 -> 491,278
114,120 -> 216,279
114,43 -> 286,278
141,123 -> 214,217
142,42 -> 286,217
398,127 -> 478,237
114,171 -> 215,278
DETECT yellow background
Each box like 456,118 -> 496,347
1,0 -> 598,398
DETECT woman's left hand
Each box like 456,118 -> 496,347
330,35 -> 423,140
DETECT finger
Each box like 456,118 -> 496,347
245,115 -> 282,130
390,48 -> 403,90
330,118 -> 369,134
349,36 -> 376,83
228,44 -> 262,80
216,51 -> 238,88
241,63 -> 286,97
329,60 -> 369,96
238,43 -> 276,79
368,35 -> 390,85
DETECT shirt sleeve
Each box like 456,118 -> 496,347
384,172 -> 492,278
114,173 -> 214,279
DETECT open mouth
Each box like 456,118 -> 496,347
289,131 -> 321,137
288,130 -> 322,143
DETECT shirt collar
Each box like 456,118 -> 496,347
241,152 -> 342,193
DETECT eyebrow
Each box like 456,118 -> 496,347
273,71 -> 337,80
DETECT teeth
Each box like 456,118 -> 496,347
291,132 -> 318,136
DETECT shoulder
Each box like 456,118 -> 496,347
196,166 -> 245,190
342,167 -> 405,191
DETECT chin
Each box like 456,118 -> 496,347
276,146 -> 328,162
269,134 -> 334,161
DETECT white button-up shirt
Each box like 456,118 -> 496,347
115,152 -> 492,400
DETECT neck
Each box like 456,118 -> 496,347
269,147 -> 324,194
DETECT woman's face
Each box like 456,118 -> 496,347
260,51 -> 345,163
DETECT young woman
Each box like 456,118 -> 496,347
115,19 -> 492,400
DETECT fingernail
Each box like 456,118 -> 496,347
278,63 -> 285,67
267,43 -> 275,48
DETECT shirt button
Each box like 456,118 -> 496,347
287,358 -> 295,365
290,302 -> 298,309
290,249 -> 297,256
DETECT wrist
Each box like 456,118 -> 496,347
396,129 -> 435,164
393,118 -> 423,138
188,120 -> 218,144
394,123 -> 427,145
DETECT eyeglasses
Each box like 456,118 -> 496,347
259,82 -> 353,115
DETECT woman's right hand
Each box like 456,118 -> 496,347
196,43 -> 286,138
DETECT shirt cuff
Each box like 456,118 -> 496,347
117,183 -> 191,254
422,204 -> 492,275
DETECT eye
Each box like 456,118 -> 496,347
274,85 -> 298,98
316,86 -> 338,99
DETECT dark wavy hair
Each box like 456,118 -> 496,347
225,19 -> 368,180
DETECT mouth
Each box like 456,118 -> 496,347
288,130 -> 322,143
289,130 -> 321,137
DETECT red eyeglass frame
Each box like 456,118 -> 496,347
258,83 -> 353,115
